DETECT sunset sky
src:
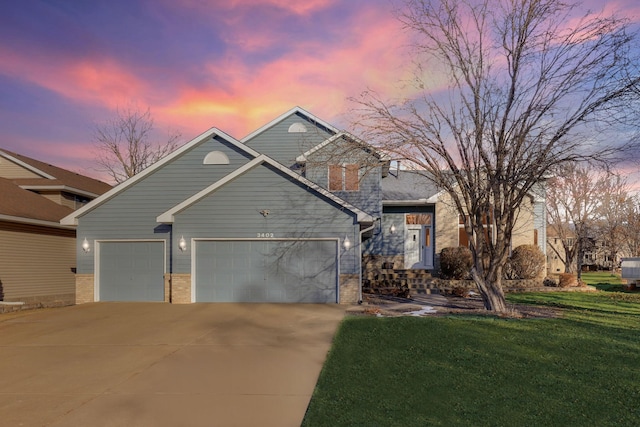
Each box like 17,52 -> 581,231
1,0 -> 639,183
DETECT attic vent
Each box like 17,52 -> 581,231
288,122 -> 307,133
203,151 -> 230,165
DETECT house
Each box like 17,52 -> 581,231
546,226 -> 627,274
62,107 -> 546,304
0,148 -> 111,307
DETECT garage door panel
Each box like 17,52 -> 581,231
99,242 -> 164,302
195,240 -> 337,303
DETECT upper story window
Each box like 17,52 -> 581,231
329,164 -> 359,191
203,151 -> 230,165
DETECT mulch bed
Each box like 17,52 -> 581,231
361,294 -> 561,319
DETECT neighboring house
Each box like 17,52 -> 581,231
62,107 -> 546,304
546,226 -> 627,274
0,148 -> 111,306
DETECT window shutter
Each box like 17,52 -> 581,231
345,164 -> 359,191
328,165 -> 343,191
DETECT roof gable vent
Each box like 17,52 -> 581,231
203,151 -> 230,165
288,122 -> 307,133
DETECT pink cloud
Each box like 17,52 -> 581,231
167,0 -> 337,16
156,8 -> 420,138
0,46 -> 149,110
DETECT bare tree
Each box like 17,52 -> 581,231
352,0 -> 640,312
593,173 -> 632,270
93,106 -> 181,183
621,196 -> 640,257
547,165 -> 613,276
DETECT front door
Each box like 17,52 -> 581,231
405,224 -> 434,269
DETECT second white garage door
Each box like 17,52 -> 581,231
194,239 -> 338,303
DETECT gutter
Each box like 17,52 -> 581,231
0,214 -> 76,230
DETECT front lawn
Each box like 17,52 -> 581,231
581,271 -> 627,292
303,291 -> 640,426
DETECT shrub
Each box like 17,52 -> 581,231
508,245 -> 546,279
439,247 -> 473,279
559,273 -> 578,288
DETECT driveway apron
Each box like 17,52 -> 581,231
0,303 -> 344,426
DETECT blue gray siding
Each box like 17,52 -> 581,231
365,205 -> 435,256
172,163 -> 360,275
244,112 -> 335,167
303,136 -> 383,219
76,136 -> 253,273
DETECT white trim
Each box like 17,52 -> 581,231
0,151 -> 56,179
94,239 -> 167,302
0,214 -> 76,230
61,128 -> 261,226
295,131 -> 389,163
241,106 -> 339,143
296,132 -> 346,163
383,191 -> 444,206
157,154 -> 374,224
191,237 -> 340,303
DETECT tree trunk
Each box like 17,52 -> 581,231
471,268 -> 508,313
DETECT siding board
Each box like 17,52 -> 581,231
0,221 -> 75,301
173,163 -> 360,275
244,113 -> 334,167
77,137 -> 254,273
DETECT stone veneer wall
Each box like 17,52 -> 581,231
363,254 -> 406,271
339,274 -> 360,304
75,274 -> 94,304
164,274 -> 171,303
170,274 -> 192,304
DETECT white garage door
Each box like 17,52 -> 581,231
98,241 -> 165,301
194,239 -> 338,303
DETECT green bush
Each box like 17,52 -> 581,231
439,247 -> 473,279
507,245 -> 546,279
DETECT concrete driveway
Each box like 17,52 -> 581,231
0,303 -> 345,427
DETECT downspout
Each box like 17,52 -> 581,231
358,221 -> 376,304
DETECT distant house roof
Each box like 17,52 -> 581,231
0,177 -> 74,227
382,170 -> 443,204
0,148 -> 112,197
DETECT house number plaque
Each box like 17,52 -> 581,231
257,233 -> 275,238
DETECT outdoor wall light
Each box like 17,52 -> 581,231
343,235 -> 351,250
82,238 -> 91,253
179,236 -> 187,252
390,224 -> 396,234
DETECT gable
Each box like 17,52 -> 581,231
242,108 -> 337,167
0,153 -> 51,179
172,162 -> 360,234
62,129 -> 258,226
158,155 -> 373,225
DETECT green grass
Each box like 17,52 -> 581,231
303,291 -> 640,426
580,271 -> 628,292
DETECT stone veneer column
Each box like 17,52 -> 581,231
170,274 -> 192,304
75,274 -> 94,304
163,274 -> 171,303
339,274 -> 360,304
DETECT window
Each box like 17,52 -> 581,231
406,213 -> 432,225
328,164 -> 359,191
203,151 -> 230,165
458,213 -> 493,247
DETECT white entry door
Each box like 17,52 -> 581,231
405,225 -> 434,269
